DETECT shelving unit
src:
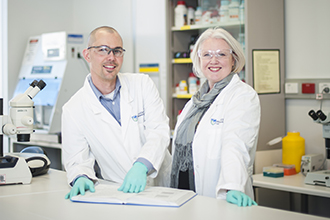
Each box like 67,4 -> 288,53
168,0 -> 245,128
167,0 -> 286,152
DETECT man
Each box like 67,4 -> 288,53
62,26 -> 171,199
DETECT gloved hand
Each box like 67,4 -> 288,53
226,190 -> 258,207
65,176 -> 95,200
118,162 -> 148,193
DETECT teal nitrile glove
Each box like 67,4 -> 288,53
118,162 -> 148,193
65,176 -> 95,200
226,190 -> 258,207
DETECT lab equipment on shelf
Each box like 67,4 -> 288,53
14,31 -> 88,135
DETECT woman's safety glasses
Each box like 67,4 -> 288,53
87,45 -> 126,57
198,49 -> 232,60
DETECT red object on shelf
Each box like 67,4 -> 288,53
284,167 -> 297,176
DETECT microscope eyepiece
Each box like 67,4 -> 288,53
316,110 -> 327,121
308,110 -> 319,120
29,80 -> 39,87
37,80 -> 46,90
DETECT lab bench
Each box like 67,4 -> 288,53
253,173 -> 330,218
0,169 -> 328,220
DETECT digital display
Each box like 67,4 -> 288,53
47,48 -> 60,58
31,66 -> 52,74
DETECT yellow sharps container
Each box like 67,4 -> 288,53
282,132 -> 305,173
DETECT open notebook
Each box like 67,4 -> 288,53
71,184 -> 196,208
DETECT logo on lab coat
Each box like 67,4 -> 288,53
210,118 -> 224,125
131,111 -> 145,122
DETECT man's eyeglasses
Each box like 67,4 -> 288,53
197,49 -> 232,60
87,45 -> 126,57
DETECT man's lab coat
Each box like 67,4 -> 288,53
62,73 -> 171,186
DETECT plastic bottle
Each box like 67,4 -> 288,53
188,73 -> 198,94
201,0 -> 210,12
175,1 -> 187,27
202,11 -> 212,24
187,7 -> 195,25
282,132 -> 305,173
194,6 -> 202,25
175,83 -> 180,94
239,0 -> 245,22
219,0 -> 229,22
178,80 -> 188,94
228,0 -> 240,21
188,35 -> 198,54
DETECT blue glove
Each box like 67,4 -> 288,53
65,176 -> 95,199
118,162 -> 148,193
226,190 -> 258,207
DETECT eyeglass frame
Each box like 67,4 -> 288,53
87,45 -> 126,57
197,49 -> 233,60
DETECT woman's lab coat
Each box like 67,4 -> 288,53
172,74 -> 260,199
62,73 -> 172,187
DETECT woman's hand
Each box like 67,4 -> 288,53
226,190 -> 258,207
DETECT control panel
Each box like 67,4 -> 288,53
285,79 -> 330,100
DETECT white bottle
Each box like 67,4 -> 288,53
219,0 -> 229,23
187,7 -> 195,25
194,6 -> 202,25
202,11 -> 212,24
175,1 -> 188,27
229,0 -> 240,21
239,0 -> 245,22
179,80 -> 188,94
188,73 -> 198,94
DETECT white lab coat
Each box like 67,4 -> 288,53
62,73 -> 172,187
172,74 -> 260,199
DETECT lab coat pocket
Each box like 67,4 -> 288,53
201,158 -> 221,198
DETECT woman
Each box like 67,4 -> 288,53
170,28 -> 260,207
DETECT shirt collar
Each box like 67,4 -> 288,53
88,75 -> 121,101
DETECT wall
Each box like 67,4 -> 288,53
285,0 -> 330,157
8,0 -> 74,99
7,0 -> 134,100
71,0 -> 134,74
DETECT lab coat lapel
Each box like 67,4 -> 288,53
119,76 -> 134,139
83,77 -> 121,127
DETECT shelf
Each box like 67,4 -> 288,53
171,21 -> 244,31
173,93 -> 193,99
172,58 -> 192,64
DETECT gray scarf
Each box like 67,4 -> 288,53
170,73 -> 235,191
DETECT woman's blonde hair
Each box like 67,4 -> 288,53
190,27 -> 245,78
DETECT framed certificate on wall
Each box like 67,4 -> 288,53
252,49 -> 281,94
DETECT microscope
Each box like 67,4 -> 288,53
304,109 -> 330,187
0,80 -> 46,185
308,109 -> 330,160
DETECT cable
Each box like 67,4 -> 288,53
77,52 -> 90,73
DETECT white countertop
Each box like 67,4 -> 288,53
0,169 -> 328,220
253,173 -> 330,198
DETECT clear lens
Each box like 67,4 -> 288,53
88,45 -> 125,57
198,49 -> 232,60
